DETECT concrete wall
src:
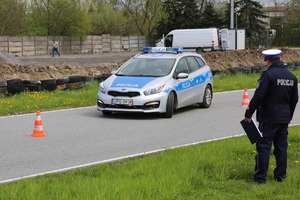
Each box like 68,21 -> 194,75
0,35 -> 155,56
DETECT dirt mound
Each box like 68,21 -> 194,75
0,62 -> 120,80
202,48 -> 300,70
0,48 -> 299,81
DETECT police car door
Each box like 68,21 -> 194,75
193,56 -> 208,102
185,56 -> 203,103
173,58 -> 193,107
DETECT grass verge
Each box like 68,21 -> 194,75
0,126 -> 299,199
0,81 -> 99,116
213,69 -> 300,92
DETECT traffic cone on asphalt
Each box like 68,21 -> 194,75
241,88 -> 250,107
31,111 -> 47,137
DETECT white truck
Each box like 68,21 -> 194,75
156,28 -> 245,52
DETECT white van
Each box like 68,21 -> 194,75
156,28 -> 220,52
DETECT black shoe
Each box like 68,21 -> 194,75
252,179 -> 265,184
274,176 -> 286,182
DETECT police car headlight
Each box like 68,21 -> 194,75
143,83 -> 165,96
99,83 -> 106,94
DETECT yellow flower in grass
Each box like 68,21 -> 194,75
253,150 -> 257,153
294,161 -> 299,164
271,165 -> 275,169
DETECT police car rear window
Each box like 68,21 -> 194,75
195,57 -> 206,67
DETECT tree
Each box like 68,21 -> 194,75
120,0 -> 163,36
200,1 -> 222,28
0,0 -> 26,35
270,0 -> 300,46
157,0 -> 201,37
26,0 -> 91,36
89,3 -> 127,35
235,0 -> 269,47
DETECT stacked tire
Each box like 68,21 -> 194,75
56,77 -> 70,90
251,66 -> 261,73
81,76 -> 94,83
295,62 -> 300,70
242,66 -> 252,74
23,80 -> 42,92
69,76 -> 83,90
41,79 -> 57,91
212,70 -> 221,76
7,79 -> 24,95
94,74 -> 109,82
0,81 -> 7,97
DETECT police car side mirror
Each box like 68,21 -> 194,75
177,73 -> 189,79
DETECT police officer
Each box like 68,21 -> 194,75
244,49 -> 298,184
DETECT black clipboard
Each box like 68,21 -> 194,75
240,118 -> 262,144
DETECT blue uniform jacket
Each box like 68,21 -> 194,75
245,61 -> 298,124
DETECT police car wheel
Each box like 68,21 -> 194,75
162,92 -> 175,118
199,85 -> 212,108
196,48 -> 204,53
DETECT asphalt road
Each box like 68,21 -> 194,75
1,88 -> 300,183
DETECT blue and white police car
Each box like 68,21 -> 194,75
97,47 -> 213,118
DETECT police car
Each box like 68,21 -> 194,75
97,47 -> 213,118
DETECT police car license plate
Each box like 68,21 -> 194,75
112,98 -> 133,106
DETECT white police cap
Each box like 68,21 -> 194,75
262,49 -> 282,59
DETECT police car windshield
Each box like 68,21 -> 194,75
116,58 -> 175,77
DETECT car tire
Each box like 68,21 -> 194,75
162,92 -> 175,118
7,79 -> 24,95
196,47 -> 204,53
0,81 -> 7,87
23,80 -> 42,92
56,77 -> 70,90
199,85 -> 212,108
102,111 -> 112,115
0,86 -> 7,96
42,79 -> 57,91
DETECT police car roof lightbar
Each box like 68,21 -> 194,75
142,47 -> 183,53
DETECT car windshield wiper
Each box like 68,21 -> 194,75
115,74 -> 126,76
135,74 -> 162,77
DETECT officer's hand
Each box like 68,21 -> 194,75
244,117 -> 252,123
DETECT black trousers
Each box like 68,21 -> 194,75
254,123 -> 288,182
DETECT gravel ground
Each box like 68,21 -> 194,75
9,52 -> 138,67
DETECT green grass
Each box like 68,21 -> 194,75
213,72 -> 260,92
0,81 -> 99,116
0,126 -> 299,200
0,70 -> 299,116
213,69 -> 300,92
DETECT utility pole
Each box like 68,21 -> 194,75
230,0 -> 234,29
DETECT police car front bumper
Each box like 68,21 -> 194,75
97,91 -> 169,113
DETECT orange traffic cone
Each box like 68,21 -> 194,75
241,88 -> 250,107
31,111 -> 47,137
